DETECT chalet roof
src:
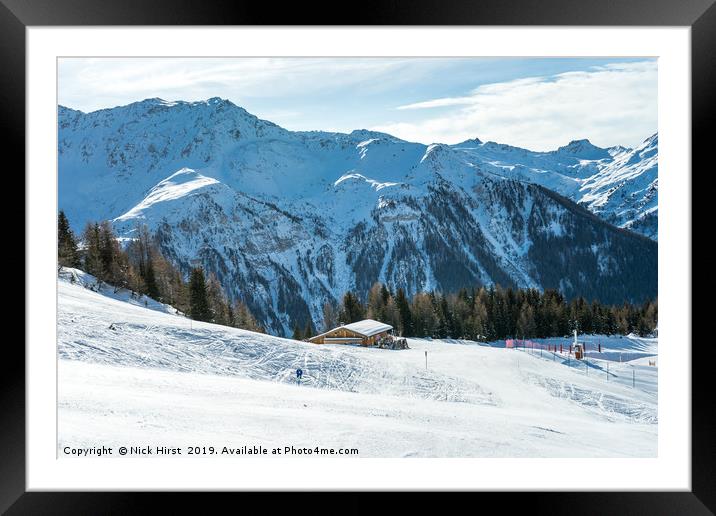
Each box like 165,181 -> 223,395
309,319 -> 393,340
342,319 -> 393,337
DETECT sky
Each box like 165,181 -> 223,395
58,57 -> 657,151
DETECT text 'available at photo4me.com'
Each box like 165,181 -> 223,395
61,444 -> 360,457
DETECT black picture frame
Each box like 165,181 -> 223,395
4,0 -> 712,512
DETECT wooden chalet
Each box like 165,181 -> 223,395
308,319 -> 393,346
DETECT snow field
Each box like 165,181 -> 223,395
58,277 -> 657,457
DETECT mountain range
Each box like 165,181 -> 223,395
58,97 -> 657,335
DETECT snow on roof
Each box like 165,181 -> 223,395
342,319 -> 393,337
308,319 -> 393,341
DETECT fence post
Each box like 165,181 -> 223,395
606,361 -> 609,381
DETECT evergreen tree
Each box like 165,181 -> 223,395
99,221 -> 117,281
395,288 -> 413,337
205,273 -> 229,325
188,267 -> 211,322
452,293 -> 472,339
604,308 -> 618,335
339,291 -> 365,324
91,221 -> 127,289
439,295 -> 454,338
411,292 -> 437,338
81,222 -> 104,282
57,210 -> 79,268
143,257 -> 161,300
380,284 -> 391,305
636,314 -> 651,337
516,303 -> 536,338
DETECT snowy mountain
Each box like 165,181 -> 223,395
58,98 -> 657,335
452,134 -> 658,239
577,134 -> 658,238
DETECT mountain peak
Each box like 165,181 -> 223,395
555,139 -> 610,160
133,97 -> 180,108
643,133 -> 658,146
58,105 -> 83,115
162,166 -> 203,181
453,137 -> 483,147
607,145 -> 631,157
562,138 -> 595,150
124,97 -> 237,111
349,129 -> 394,141
113,168 -> 223,225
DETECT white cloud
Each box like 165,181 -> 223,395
397,97 -> 474,110
59,58 -> 657,150
375,61 -> 657,150
58,57 -> 459,112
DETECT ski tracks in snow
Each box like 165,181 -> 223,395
59,300 -> 496,407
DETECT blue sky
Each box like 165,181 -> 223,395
58,57 -> 657,151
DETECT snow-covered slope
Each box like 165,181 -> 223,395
59,98 -> 657,335
58,266 -> 181,316
58,270 -> 657,458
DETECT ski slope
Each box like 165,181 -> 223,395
58,274 -> 657,457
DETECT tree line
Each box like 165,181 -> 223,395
58,211 -> 262,332
58,210 -> 657,341
328,282 -> 657,341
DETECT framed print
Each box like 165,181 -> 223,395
5,0 -> 713,512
